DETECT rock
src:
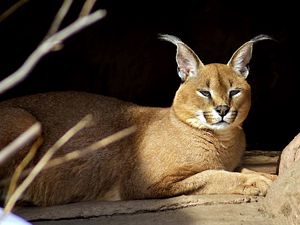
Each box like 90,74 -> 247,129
263,133 -> 300,225
278,132 -> 300,175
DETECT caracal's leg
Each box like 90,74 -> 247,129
147,169 -> 274,198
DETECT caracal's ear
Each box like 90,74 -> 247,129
159,34 -> 204,82
227,34 -> 273,79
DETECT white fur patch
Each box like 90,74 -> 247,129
186,109 -> 235,130
196,110 -> 207,124
186,110 -> 206,129
212,109 -> 222,120
211,122 -> 229,130
224,110 -> 237,124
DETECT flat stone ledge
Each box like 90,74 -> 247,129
31,202 -> 273,225
14,194 -> 262,221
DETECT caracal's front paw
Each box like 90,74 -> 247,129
241,168 -> 278,181
234,174 -> 274,196
257,173 -> 277,182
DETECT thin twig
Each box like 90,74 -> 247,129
0,9 -> 106,95
79,0 -> 97,18
3,114 -> 93,214
5,137 -> 43,205
0,0 -> 29,23
0,123 -> 41,165
44,0 -> 74,40
0,0 -> 106,219
46,126 -> 136,169
0,126 -> 136,188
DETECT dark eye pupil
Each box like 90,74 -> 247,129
230,90 -> 240,97
200,90 -> 211,97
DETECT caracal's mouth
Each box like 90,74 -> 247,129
211,120 -> 230,130
186,110 -> 237,130
186,117 -> 232,130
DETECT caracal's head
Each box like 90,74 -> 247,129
160,34 -> 272,131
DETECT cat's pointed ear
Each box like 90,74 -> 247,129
159,34 -> 204,82
227,34 -> 273,79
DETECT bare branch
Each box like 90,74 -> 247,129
79,0 -> 97,18
0,123 -> 41,165
46,126 -> 136,169
44,0 -> 74,40
0,0 -> 29,23
0,0 -> 108,217
5,137 -> 43,205
0,126 -> 136,188
0,9 -> 106,95
3,114 -> 93,214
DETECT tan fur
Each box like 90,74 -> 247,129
0,34 -> 275,206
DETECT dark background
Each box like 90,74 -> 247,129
0,0 -> 299,151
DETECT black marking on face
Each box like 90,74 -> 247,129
206,80 -> 210,88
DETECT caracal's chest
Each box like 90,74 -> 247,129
135,115 -> 245,173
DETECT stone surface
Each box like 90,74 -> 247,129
29,203 -> 271,225
263,132 -> 300,225
14,195 -> 260,221
14,195 -> 272,225
242,150 -> 280,174
278,132 -> 300,175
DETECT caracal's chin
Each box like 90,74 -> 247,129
210,121 -> 230,130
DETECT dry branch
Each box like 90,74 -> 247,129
0,0 -> 108,220
45,126 -> 136,170
0,0 -> 29,23
3,114 -> 92,214
0,126 -> 136,188
44,0 -> 74,40
0,8 -> 106,95
0,123 -> 41,165
79,0 -> 97,17
5,137 -> 43,205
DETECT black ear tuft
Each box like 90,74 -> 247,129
250,34 -> 274,43
227,34 -> 274,79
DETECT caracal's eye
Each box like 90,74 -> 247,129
229,89 -> 241,98
197,90 -> 211,98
